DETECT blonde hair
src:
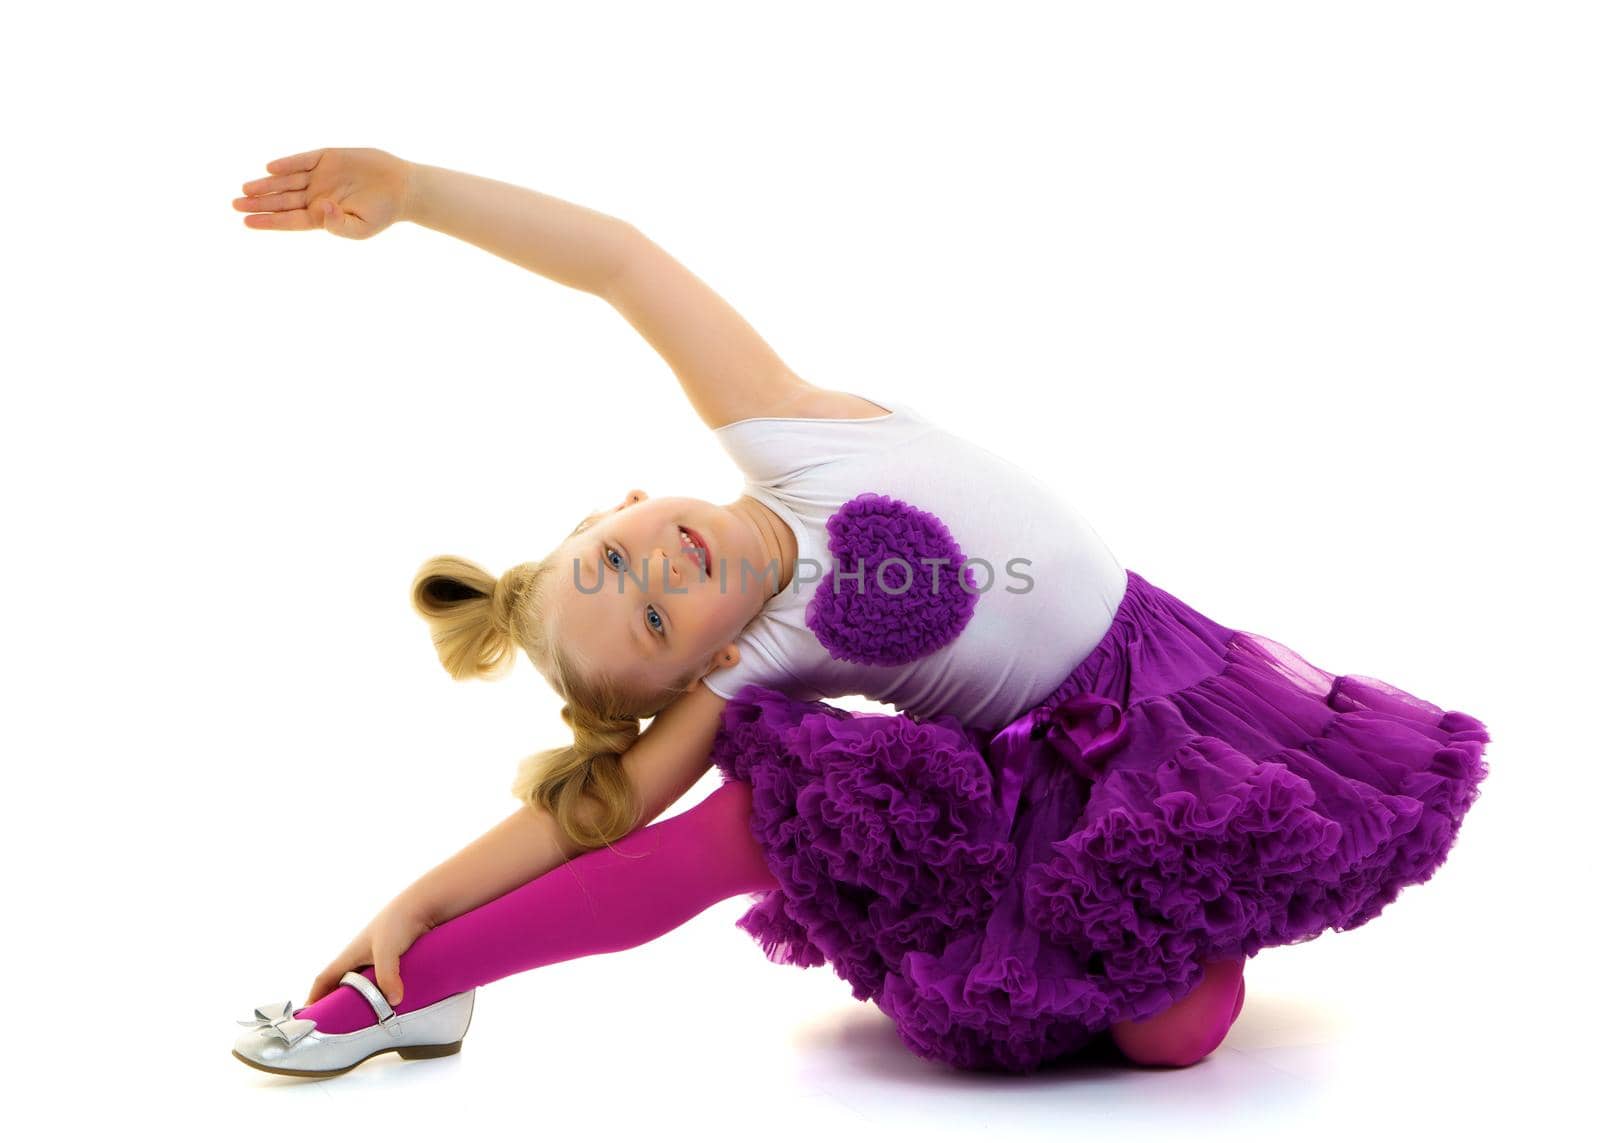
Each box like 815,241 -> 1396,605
410,510 -> 703,853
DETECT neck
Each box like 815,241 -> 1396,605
724,495 -> 795,602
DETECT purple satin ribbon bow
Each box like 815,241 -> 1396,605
984,692 -> 1131,820
1029,693 -> 1132,780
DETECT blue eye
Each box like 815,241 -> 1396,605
603,544 -> 667,639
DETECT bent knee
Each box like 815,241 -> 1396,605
1110,1001 -> 1234,1067
1110,1019 -> 1222,1067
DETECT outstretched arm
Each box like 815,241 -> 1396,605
402,161 -> 637,296
234,148 -> 819,429
404,161 -> 814,429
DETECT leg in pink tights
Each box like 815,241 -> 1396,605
1110,955 -> 1248,1067
294,779 -> 779,1034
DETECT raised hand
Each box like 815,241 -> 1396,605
232,146 -> 414,240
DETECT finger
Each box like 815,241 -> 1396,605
307,949 -> 359,1004
376,949 -> 403,1006
306,969 -> 337,1006
242,209 -> 318,231
337,204 -> 373,240
231,190 -> 309,214
319,198 -> 342,235
241,171 -> 309,196
321,198 -> 371,240
264,149 -> 325,176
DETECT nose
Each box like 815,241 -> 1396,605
650,547 -> 681,587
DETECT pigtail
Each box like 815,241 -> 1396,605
411,555 -> 528,680
511,703 -> 644,851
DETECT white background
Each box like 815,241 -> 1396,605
2,1 -> 1592,1138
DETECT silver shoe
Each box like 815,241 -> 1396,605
232,970 -> 475,1077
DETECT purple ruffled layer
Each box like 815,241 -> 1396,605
708,570 -> 1491,1074
710,691 -> 1017,993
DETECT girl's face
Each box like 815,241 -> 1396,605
548,490 -> 781,697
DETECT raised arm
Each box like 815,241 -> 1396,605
404,161 -> 816,429
595,227 -> 816,429
402,161 -> 637,296
235,149 -> 828,430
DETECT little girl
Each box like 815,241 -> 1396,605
229,148 -> 1491,1078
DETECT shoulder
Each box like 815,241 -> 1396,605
709,379 -> 892,429
778,386 -> 894,420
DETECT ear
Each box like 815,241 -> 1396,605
684,644 -> 738,694
704,643 -> 739,677
615,488 -> 648,512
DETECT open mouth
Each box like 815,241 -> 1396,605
678,525 -> 711,575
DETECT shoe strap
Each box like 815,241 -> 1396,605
340,970 -> 404,1038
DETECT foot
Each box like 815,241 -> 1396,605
292,966 -> 401,1035
232,971 -> 476,1078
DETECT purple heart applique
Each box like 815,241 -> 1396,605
805,491 -> 979,667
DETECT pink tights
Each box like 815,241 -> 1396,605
293,777 -> 1247,1067
1109,954 -> 1248,1066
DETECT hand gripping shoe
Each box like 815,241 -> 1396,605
232,970 -> 476,1077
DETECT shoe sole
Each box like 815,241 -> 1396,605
231,1039 -> 462,1078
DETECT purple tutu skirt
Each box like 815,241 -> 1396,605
707,569 -> 1491,1074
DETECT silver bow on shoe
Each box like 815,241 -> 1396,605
231,971 -> 477,1078
237,999 -> 318,1047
